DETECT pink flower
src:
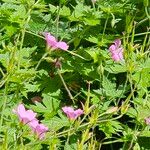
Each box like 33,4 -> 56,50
35,123 -> 49,140
28,119 -> 39,131
62,106 -> 83,120
109,39 -> 124,62
13,104 -> 37,124
29,120 -> 49,140
44,32 -> 69,50
145,117 -> 150,125
13,104 -> 48,140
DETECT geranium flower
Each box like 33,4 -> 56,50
29,120 -> 49,140
145,117 -> 150,125
13,104 -> 48,140
109,39 -> 124,62
13,104 -> 37,124
44,32 -> 69,50
28,119 -> 39,131
62,106 -> 83,120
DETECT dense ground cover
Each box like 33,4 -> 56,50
0,0 -> 150,149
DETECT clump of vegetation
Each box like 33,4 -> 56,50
0,0 -> 149,149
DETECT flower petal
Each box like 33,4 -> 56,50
114,39 -> 121,48
62,106 -> 74,113
74,109 -> 83,116
56,41 -> 69,50
62,106 -> 83,120
44,32 -> 57,48
28,119 -> 39,132
109,44 -> 116,52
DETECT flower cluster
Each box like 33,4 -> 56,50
44,32 -> 69,51
62,106 -> 83,120
109,39 -> 124,62
13,104 -> 48,140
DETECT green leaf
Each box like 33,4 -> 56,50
60,6 -> 70,17
43,111 -> 70,131
139,131 -> 150,137
49,4 -> 58,14
94,77 -> 123,98
31,91 -> 61,118
24,83 -> 40,93
99,120 -> 123,137
0,52 -> 9,68
84,18 -> 100,26
105,62 -> 127,73
133,68 -> 150,88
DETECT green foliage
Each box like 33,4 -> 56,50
0,0 -> 149,149
31,91 -> 61,119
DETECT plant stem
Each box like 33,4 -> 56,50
0,81 -> 8,126
102,14 -> 109,40
18,29 -> 25,70
35,52 -> 48,70
57,69 -> 74,102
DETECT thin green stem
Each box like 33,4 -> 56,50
18,29 -> 25,70
0,74 -> 10,88
25,30 -> 45,39
136,18 -> 148,28
55,4 -> 61,38
0,81 -> 8,126
120,31 -> 150,40
91,1 -> 96,12
102,139 -> 123,145
85,81 -> 91,113
66,50 -> 87,60
145,7 -> 150,20
0,67 -> 5,77
102,14 -> 109,40
35,52 -> 48,70
56,114 -> 123,138
66,121 -> 73,144
57,69 -> 74,102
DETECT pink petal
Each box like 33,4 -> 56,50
28,119 -> 39,132
111,54 -> 120,62
118,53 -> 123,61
17,104 -> 26,114
114,39 -> 121,48
26,110 -> 37,120
109,44 -> 116,52
36,124 -> 49,140
62,107 -> 83,120
13,104 -> 37,124
26,110 -> 37,118
36,124 -> 49,132
15,104 -> 27,122
117,47 -> 123,53
111,52 -> 123,62
56,41 -> 69,50
145,117 -> 150,125
44,32 -> 57,48
109,39 -> 124,62
62,107 -> 74,113
67,112 -> 77,119
75,109 -> 83,116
